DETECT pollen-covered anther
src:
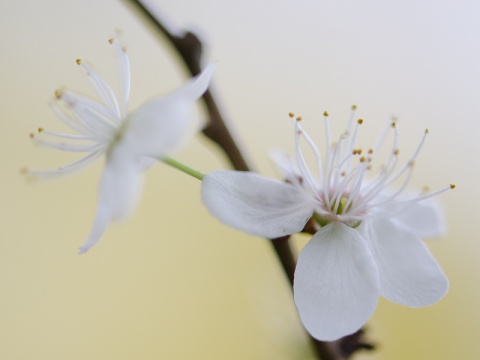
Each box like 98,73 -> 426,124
54,90 -> 63,99
38,127 -> 44,133
76,59 -> 82,65
368,148 -> 374,155
108,38 -> 114,44
296,116 -> 302,121
323,111 -> 329,117
359,156 -> 366,163
394,149 -> 400,156
288,112 -> 295,118
391,122 -> 397,128
357,119 -> 363,125
450,184 -> 456,189
352,105 -> 357,110
425,128 -> 429,134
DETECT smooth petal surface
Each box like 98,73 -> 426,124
359,218 -> 448,307
78,151 -> 142,254
121,64 -> 215,158
294,223 -> 380,341
389,200 -> 446,238
201,170 -> 315,238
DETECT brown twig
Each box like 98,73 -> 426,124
123,1 -> 374,358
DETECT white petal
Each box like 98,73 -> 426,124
269,150 -> 299,182
120,64 -> 215,158
78,151 -> 142,254
294,223 -> 379,341
359,218 -> 448,307
389,199 -> 446,238
201,170 -> 315,238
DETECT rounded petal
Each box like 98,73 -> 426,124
359,218 -> 448,307
121,64 -> 216,158
201,170 -> 315,238
78,152 -> 143,254
294,223 -> 380,341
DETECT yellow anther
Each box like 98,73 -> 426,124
351,105 -> 357,110
296,116 -> 302,121
391,122 -> 396,128
394,149 -> 400,155
54,90 -> 63,99
29,133 -> 34,139
368,148 -> 374,154
357,148 -> 363,155
352,149 -> 358,155
108,38 -> 114,44
360,156 -> 366,162
425,128 -> 429,134
357,119 -> 363,124
340,171 -> 346,177
76,59 -> 81,65
323,111 -> 329,117
450,184 -> 456,189
38,127 -> 44,133
288,112 -> 295,118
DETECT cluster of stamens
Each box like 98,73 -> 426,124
24,38 -> 130,178
286,107 -> 454,228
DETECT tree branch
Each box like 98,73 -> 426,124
123,1 -> 374,358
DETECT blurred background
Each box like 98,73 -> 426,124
1,0 -> 478,359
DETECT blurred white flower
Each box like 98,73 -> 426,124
28,38 -> 215,254
201,109 -> 453,341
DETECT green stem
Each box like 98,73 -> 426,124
161,156 -> 204,180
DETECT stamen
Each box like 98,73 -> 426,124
293,120 -> 320,195
32,136 -> 104,152
110,36 -> 130,116
294,120 -> 326,191
78,62 -> 122,119
25,151 -> 103,178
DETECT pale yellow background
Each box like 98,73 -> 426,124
0,0 -> 477,359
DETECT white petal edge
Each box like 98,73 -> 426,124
122,64 -> 216,158
294,223 -> 380,341
78,153 -> 142,254
201,170 -> 315,239
359,218 -> 448,307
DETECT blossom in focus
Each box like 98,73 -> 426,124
27,38 -> 215,254
201,109 -> 453,341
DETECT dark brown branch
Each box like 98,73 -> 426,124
124,1 -> 374,358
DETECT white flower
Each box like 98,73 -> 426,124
28,38 -> 215,254
201,109 -> 453,341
